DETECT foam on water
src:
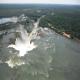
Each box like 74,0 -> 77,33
8,15 -> 43,57
5,15 -> 53,68
0,17 -> 18,24
8,24 -> 38,57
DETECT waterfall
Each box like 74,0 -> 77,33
8,20 -> 40,57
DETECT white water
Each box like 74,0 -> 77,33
4,15 -> 47,68
8,16 -> 41,57
0,17 -> 18,24
5,58 -> 25,68
8,25 -> 36,57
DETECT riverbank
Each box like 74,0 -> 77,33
48,25 -> 80,42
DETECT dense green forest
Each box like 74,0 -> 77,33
0,4 -> 80,39
39,7 -> 80,39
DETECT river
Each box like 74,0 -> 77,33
49,32 -> 80,80
0,15 -> 80,80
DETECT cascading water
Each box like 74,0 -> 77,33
8,24 -> 37,57
8,15 -> 44,57
5,15 -> 47,68
0,14 -> 55,80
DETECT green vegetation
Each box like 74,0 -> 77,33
0,5 -> 80,39
39,8 -> 80,39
